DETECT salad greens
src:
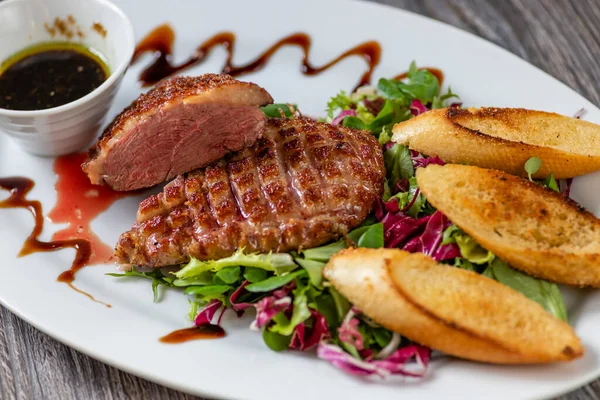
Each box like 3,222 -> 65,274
109,61 -> 571,378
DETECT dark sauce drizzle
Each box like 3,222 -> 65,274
132,24 -> 382,92
159,325 -> 225,344
0,26 -> 444,324
0,177 -> 110,307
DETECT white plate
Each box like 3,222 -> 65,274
1,1 -> 599,399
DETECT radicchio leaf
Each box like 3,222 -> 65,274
290,310 -> 331,351
194,299 -> 225,326
317,342 -> 430,378
250,295 -> 292,331
409,99 -> 428,116
338,308 -> 364,351
332,109 -> 357,126
402,211 -> 460,261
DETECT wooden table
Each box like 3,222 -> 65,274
1,0 -> 599,399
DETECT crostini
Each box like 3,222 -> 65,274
391,107 -> 600,179
323,248 -> 582,364
416,163 -> 600,287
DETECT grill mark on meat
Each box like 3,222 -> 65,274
117,117 -> 384,267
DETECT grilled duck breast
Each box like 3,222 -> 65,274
83,74 -> 273,191
116,117 -> 385,267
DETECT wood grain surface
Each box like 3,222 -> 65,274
1,0 -> 599,399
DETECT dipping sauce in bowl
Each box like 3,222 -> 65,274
0,42 -> 109,111
0,0 -> 135,156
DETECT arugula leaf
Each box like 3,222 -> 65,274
243,267 -> 269,283
367,100 -> 395,134
298,224 -> 377,266
489,259 -> 567,321
261,104 -> 296,118
184,285 -> 231,296
346,224 -> 372,243
372,327 -> 393,348
326,91 -> 353,118
330,286 -> 351,323
384,143 -> 414,188
432,86 -> 460,109
377,63 -> 440,103
377,78 -> 410,101
214,266 -> 241,285
543,173 -> 559,192
301,240 -> 347,263
295,258 -> 326,287
270,284 -> 311,336
175,249 -> 297,279
313,294 -> 338,328
173,270 -> 214,287
262,326 -> 292,351
357,223 -> 384,249
245,270 -> 307,293
403,62 -> 440,102
454,257 -> 476,272
524,157 -> 542,180
342,116 -> 366,130
107,269 -> 173,303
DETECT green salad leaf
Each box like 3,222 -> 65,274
295,258 -> 326,287
243,267 -> 269,283
356,223 -> 384,249
175,249 -> 297,279
377,62 -> 440,103
245,270 -> 307,293
263,327 -> 292,351
107,269 -> 173,303
326,91 -> 353,118
431,87 -> 460,109
261,103 -> 296,118
485,259 -> 567,321
524,156 -> 542,181
544,173 -> 559,192
270,284 -> 311,336
384,143 -> 414,188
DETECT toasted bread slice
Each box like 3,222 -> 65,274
323,248 -> 582,364
416,163 -> 600,286
391,107 -> 600,179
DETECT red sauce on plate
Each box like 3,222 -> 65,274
0,153 -> 137,305
159,325 -> 226,344
132,24 -> 382,91
49,152 -> 133,284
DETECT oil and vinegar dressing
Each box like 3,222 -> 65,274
0,24 -> 443,341
0,42 -> 109,110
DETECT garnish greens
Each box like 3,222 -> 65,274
109,62 -> 569,378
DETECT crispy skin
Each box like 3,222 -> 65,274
417,164 -> 600,287
82,74 -> 273,189
116,117 -> 385,267
392,107 -> 600,179
324,248 -> 582,364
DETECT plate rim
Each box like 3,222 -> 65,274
0,0 -> 599,399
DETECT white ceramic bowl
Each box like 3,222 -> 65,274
0,0 -> 135,156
